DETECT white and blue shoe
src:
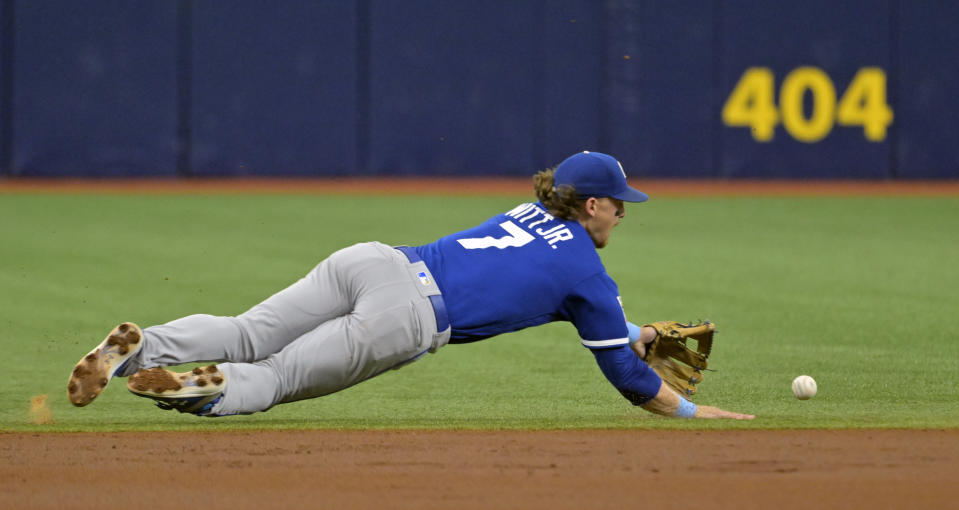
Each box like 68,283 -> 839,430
68,322 -> 144,407
126,366 -> 225,416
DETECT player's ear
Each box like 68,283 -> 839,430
583,197 -> 599,218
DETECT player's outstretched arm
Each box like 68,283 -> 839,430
641,381 -> 755,420
591,345 -> 753,419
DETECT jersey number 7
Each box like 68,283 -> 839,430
457,221 -> 535,250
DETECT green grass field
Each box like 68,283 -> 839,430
2,191 -> 957,431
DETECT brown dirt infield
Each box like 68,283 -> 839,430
2,429 -> 957,509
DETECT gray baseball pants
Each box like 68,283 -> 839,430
119,242 -> 451,415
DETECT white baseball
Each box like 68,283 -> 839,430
792,375 -> 817,400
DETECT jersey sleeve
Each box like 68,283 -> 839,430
562,272 -> 630,349
592,345 -> 663,405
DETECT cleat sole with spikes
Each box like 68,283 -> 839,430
67,322 -> 143,407
127,365 -> 225,415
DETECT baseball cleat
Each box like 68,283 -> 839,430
126,365 -> 225,415
68,322 -> 144,407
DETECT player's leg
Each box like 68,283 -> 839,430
130,242 -> 448,415
212,243 -> 443,414
118,243 -> 366,376
213,293 -> 437,414
69,243 -> 371,407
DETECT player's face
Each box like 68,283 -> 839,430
582,197 -> 625,248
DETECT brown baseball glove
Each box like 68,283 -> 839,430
642,320 -> 715,400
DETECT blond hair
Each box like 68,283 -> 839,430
532,168 -> 585,220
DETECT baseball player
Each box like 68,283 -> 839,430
68,151 -> 753,420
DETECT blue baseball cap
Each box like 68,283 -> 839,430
554,151 -> 649,203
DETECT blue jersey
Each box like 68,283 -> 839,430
415,202 -> 630,350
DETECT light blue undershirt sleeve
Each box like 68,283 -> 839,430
626,321 -> 643,345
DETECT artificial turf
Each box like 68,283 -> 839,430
1,192 -> 957,430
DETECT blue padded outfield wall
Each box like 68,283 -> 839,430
10,0 -> 179,177
0,0 -> 957,178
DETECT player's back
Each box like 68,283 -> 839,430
415,202 -> 616,342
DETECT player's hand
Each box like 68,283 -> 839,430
628,326 -> 658,358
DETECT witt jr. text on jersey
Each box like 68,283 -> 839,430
457,203 -> 574,251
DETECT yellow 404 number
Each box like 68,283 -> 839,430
722,67 -> 893,143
